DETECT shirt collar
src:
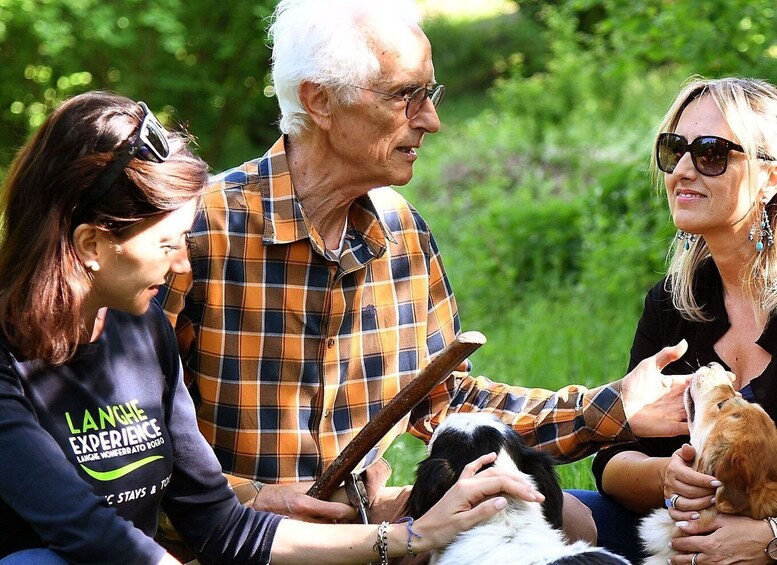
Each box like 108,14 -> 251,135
260,136 -> 397,255
699,259 -> 777,355
759,307 -> 777,355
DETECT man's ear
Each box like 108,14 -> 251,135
298,81 -> 334,131
72,223 -> 104,272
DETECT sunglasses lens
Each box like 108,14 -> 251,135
137,117 -> 170,162
692,137 -> 728,176
657,134 -> 685,173
134,102 -> 170,163
657,133 -> 737,177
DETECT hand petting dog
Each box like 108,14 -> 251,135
408,451 -> 546,555
665,420 -> 777,563
621,340 -> 692,437
670,513 -> 773,565
662,444 -> 720,521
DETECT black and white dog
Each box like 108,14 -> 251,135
405,413 -> 630,565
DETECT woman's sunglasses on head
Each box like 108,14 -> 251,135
84,102 -> 170,210
656,132 -> 775,177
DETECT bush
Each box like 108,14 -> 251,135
423,10 -> 549,96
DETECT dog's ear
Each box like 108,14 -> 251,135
745,480 -> 777,518
515,444 -> 564,529
701,405 -> 777,517
404,458 -> 459,518
715,479 -> 777,519
531,455 -> 564,530
713,480 -> 751,516
711,441 -> 777,517
699,428 -> 752,515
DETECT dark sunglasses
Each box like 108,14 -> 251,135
656,132 -> 774,177
348,83 -> 445,119
87,101 -> 170,206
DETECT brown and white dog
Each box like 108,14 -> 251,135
640,362 -> 777,563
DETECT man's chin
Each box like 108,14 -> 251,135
389,169 -> 415,187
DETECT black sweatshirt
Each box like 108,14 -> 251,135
0,301 -> 282,564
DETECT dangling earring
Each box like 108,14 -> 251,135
749,207 -> 774,252
677,231 -> 697,251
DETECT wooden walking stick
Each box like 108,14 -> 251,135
307,331 -> 487,501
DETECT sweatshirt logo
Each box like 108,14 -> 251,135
80,456 -> 164,481
64,399 -> 166,482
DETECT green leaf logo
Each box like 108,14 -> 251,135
80,455 -> 164,481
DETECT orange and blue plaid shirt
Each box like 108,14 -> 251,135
158,136 -> 636,483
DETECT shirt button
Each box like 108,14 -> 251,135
327,338 -> 335,348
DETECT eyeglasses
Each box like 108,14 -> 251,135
89,101 -> 170,203
348,83 -> 445,119
656,132 -> 775,177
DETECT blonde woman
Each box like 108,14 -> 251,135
587,76 -> 777,564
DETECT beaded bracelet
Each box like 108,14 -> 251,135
397,516 -> 423,556
372,521 -> 389,565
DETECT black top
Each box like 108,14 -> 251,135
0,301 -> 282,564
592,259 -> 777,493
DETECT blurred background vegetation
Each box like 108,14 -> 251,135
3,0 -> 777,488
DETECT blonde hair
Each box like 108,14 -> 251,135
651,76 -> 777,321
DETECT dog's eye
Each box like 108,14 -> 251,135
717,398 -> 734,410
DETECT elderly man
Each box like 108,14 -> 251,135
159,0 -> 689,544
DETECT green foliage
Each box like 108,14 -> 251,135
580,161 -> 675,307
587,0 -> 777,80
384,434 -> 427,487
0,0 -> 278,170
423,10 -> 548,95
389,0 -> 777,489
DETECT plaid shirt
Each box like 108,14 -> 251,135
158,136 -> 636,483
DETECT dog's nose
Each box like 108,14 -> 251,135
702,362 -> 727,374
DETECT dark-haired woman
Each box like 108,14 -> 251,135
0,91 -> 540,564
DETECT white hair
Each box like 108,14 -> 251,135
268,0 -> 423,137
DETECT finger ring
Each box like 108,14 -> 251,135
691,552 -> 699,565
670,493 -> 680,509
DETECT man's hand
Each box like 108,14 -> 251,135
250,482 -> 357,523
621,340 -> 691,437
